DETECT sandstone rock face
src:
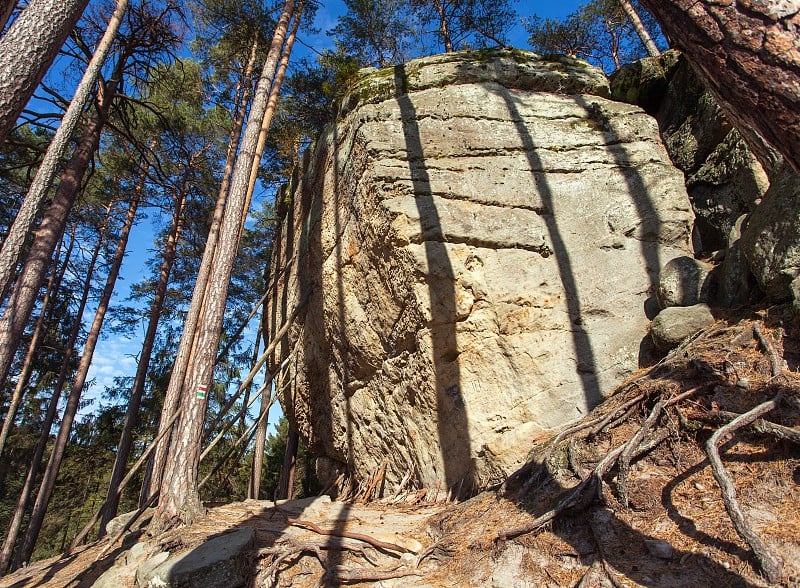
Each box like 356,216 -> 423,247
741,162 -> 800,302
266,50 -> 693,494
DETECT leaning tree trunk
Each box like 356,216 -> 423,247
0,0 -> 128,301
155,0 -> 299,527
0,73 -> 118,392
0,209 -> 107,575
617,0 -> 660,57
13,193 -> 140,569
637,0 -> 800,173
100,157 -> 186,535
146,34 -> 259,500
0,0 -> 91,147
0,231 -> 71,458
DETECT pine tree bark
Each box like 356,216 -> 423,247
0,0 -> 128,300
0,209 -> 107,575
0,232 -> 70,457
637,0 -> 800,173
155,0 -> 299,527
14,192 -> 140,568
100,155 -> 186,535
617,0 -> 660,57
0,0 -> 91,146
146,35 -> 259,499
245,0 -> 302,205
0,73 -> 118,392
0,1 -> 15,36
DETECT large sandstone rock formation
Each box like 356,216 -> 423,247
266,50 -> 693,495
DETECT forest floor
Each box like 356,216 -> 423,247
2,306 -> 800,587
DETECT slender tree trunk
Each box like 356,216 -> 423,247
0,0 -> 91,147
277,427 -> 298,500
617,0 -> 660,57
155,0 -> 299,527
243,0 -> 302,220
0,0 -> 128,302
0,231 -> 70,457
638,0 -> 800,173
0,1 -> 16,35
100,157 -> 186,535
432,0 -> 453,52
0,209 -> 108,575
0,75 -> 118,392
146,35 -> 260,500
14,192 -> 140,568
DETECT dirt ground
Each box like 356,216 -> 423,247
2,307 -> 799,587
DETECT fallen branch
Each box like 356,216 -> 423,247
706,395 -> 784,583
287,518 -> 414,554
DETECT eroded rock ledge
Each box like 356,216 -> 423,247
265,49 -> 694,494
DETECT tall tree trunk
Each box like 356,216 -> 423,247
0,73 -> 118,392
0,0 -> 128,302
0,209 -> 107,575
432,0 -> 454,52
146,33 -> 259,500
0,0 -> 91,146
638,0 -> 800,173
245,0 -> 302,207
0,1 -> 16,36
0,230 -> 71,457
277,427 -> 298,500
617,0 -> 660,57
155,0 -> 299,527
100,156 -> 186,535
14,192 -> 140,568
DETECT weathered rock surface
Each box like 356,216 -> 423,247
718,215 -> 758,308
656,256 -> 714,308
741,162 -> 800,302
136,527 -> 255,588
650,304 -> 715,350
613,52 -> 769,252
266,49 -> 693,494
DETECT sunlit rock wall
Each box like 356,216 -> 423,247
265,50 -> 694,495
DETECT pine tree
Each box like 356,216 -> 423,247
0,0 -> 91,146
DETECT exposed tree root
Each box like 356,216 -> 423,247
706,395 -> 785,584
494,314 -> 798,585
287,518 -> 414,554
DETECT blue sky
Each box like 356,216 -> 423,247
83,0 -> 590,425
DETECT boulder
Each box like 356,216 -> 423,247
656,256 -> 714,308
740,162 -> 800,302
266,49 -> 694,494
136,527 -> 255,588
650,304 -> 715,350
